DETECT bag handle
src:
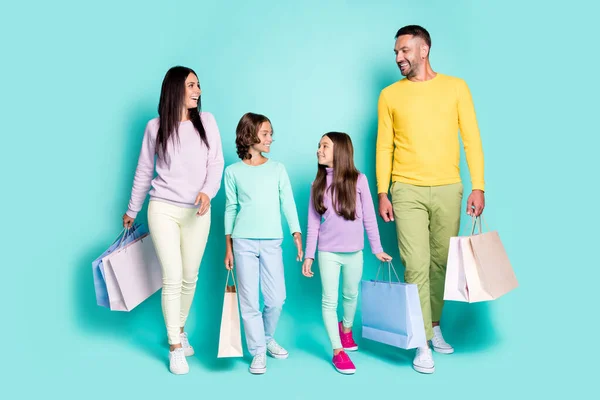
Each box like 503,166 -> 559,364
470,215 -> 491,235
374,260 -> 401,285
116,223 -> 139,247
224,269 -> 237,293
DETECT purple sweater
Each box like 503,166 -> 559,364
305,168 -> 384,260
126,112 -> 224,218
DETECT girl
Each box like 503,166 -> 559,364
223,112 -> 303,375
122,66 -> 224,375
302,132 -> 392,374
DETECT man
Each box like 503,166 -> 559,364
376,25 -> 485,374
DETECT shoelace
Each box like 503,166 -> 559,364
252,353 -> 266,366
268,341 -> 284,353
173,349 -> 186,364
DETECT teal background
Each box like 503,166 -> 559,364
1,0 -> 596,398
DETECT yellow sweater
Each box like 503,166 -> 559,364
376,73 -> 485,194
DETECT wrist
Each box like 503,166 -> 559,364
377,192 -> 388,199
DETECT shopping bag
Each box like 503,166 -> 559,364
444,216 -> 518,303
361,262 -> 427,349
92,224 -> 146,307
101,232 -> 162,311
217,270 -> 243,358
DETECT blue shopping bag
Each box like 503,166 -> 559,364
92,223 -> 147,307
361,261 -> 427,349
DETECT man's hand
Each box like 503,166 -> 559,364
378,193 -> 394,222
466,190 -> 485,217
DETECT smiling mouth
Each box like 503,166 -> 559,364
399,62 -> 409,69
191,96 -> 199,101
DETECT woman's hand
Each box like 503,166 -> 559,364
122,213 -> 135,229
194,192 -> 211,216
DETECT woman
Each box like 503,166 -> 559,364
123,66 -> 224,375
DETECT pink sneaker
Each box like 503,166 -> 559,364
338,321 -> 358,351
332,351 -> 356,374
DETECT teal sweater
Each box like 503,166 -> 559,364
224,159 -> 301,239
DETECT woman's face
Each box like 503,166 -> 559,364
184,73 -> 201,109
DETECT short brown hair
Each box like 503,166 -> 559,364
235,112 -> 271,160
395,25 -> 431,49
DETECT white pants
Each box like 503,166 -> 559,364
148,200 -> 211,344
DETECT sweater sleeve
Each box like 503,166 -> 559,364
224,167 -> 238,236
304,184 -> 321,260
456,79 -> 485,191
359,174 -> 384,254
278,164 -> 301,235
126,121 -> 157,219
375,90 -> 395,194
200,112 -> 225,199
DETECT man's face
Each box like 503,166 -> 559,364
394,34 -> 425,77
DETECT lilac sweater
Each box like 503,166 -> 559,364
126,112 -> 224,218
305,168 -> 384,260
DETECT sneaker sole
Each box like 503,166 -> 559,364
334,366 -> 356,375
432,346 -> 454,354
267,351 -> 289,359
170,367 -> 189,375
249,367 -> 267,374
343,345 -> 358,351
184,348 -> 195,357
413,364 -> 435,374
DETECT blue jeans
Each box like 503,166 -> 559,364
233,239 -> 286,356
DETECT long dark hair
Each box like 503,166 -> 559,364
156,66 -> 209,161
312,132 -> 360,220
235,112 -> 271,160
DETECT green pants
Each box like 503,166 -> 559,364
318,251 -> 363,350
391,182 -> 462,341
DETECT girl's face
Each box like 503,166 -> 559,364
184,73 -> 201,109
251,122 -> 273,154
317,135 -> 334,168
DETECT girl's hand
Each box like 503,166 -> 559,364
302,258 -> 314,278
224,250 -> 234,270
293,232 -> 304,262
376,252 -> 393,262
122,213 -> 135,229
194,192 -> 211,216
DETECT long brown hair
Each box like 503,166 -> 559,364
235,112 -> 271,160
156,66 -> 209,162
312,132 -> 360,220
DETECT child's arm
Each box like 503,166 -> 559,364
278,164 -> 303,261
224,168 -> 238,269
304,185 -> 321,261
359,174 -> 385,255
278,164 -> 302,235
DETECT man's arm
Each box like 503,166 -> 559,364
457,79 -> 485,191
375,91 -> 395,222
457,79 -> 486,216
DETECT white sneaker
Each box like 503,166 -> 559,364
169,348 -> 189,375
413,346 -> 435,374
431,326 -> 454,354
266,339 -> 289,359
180,332 -> 194,356
249,353 -> 267,374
